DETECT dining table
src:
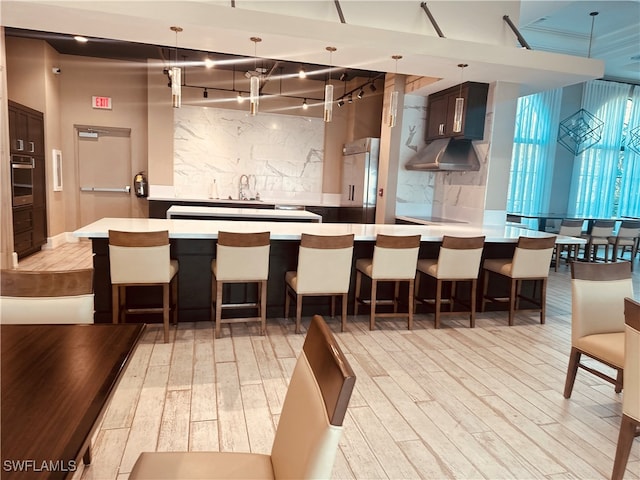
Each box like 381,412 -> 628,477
1,323 -> 145,480
506,212 -> 628,233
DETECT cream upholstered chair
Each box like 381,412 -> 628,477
285,233 -> 354,333
582,219 -> 616,262
129,314 -> 356,480
611,297 -> 640,480
414,236 -> 485,328
354,234 -> 421,331
553,218 -> 584,271
0,269 -> 94,324
212,231 -> 270,338
481,236 -> 556,326
109,230 -> 178,343
608,219 -> 640,270
563,261 -> 632,398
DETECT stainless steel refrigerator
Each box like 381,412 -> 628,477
341,137 -> 380,224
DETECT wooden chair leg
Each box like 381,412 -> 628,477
393,281 -> 400,313
434,279 -> 442,329
370,279 -> 377,330
563,347 -> 581,398
509,279 -> 517,326
162,283 -> 170,343
112,285 -> 119,324
120,286 -> 126,323
481,270 -> 489,312
540,278 -> 547,324
260,280 -> 267,336
407,279 -> 414,330
215,280 -> 223,339
470,279 -> 477,328
354,271 -> 362,316
295,294 -> 303,334
211,275 -> 217,323
554,245 -> 560,272
172,276 -> 179,326
450,281 -> 456,312
611,414 -> 639,480
614,368 -> 623,393
331,295 -> 336,318
413,271 -> 421,313
284,286 -> 291,320
341,293 -> 347,332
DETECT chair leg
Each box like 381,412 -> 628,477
540,278 -> 547,324
211,276 -> 217,323
120,286 -> 126,324
215,280 -> 223,339
111,285 -> 119,324
470,279 -> 477,328
370,279 -> 377,330
481,270 -> 489,312
331,295 -> 336,318
260,280 -> 267,336
563,347 -> 581,398
341,293 -> 348,332
284,285 -> 291,320
554,245 -> 560,272
354,271 -> 362,316
508,279 -> 517,326
295,294 -> 303,334
434,279 -> 442,329
614,368 -> 623,393
413,271 -> 421,313
611,414 -> 639,480
172,276 -> 179,326
393,281 -> 400,313
407,279 -> 414,330
162,283 -> 170,343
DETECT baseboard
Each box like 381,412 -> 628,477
43,232 -> 81,250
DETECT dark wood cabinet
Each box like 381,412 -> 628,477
425,82 -> 489,141
9,101 -> 47,258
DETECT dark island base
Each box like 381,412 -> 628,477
91,238 -> 543,325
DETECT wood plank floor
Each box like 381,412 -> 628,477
15,241 -> 640,479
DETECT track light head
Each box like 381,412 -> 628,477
369,83 -> 377,92
357,89 -> 365,99
203,89 -> 208,98
348,94 -> 353,103
337,99 -> 345,107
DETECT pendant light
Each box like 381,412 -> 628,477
388,55 -> 402,128
324,46 -> 336,123
249,37 -> 262,116
170,26 -> 183,108
452,63 -> 468,133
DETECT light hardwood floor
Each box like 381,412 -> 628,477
15,242 -> 640,479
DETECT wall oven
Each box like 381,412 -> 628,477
11,154 -> 35,206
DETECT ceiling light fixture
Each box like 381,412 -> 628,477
388,55 -> 402,128
452,63 -> 468,133
299,67 -> 306,79
74,35 -> 88,43
237,91 -> 244,103
249,36 -> 262,116
337,99 -> 345,107
203,89 -> 208,99
302,98 -> 308,110
169,26 -> 183,109
357,88 -> 365,99
324,46 -> 336,122
204,57 -> 215,69
369,82 -> 377,92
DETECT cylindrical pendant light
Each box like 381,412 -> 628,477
170,26 -> 183,109
388,55 -> 402,128
249,37 -> 262,116
452,63 -> 468,133
324,47 -> 336,123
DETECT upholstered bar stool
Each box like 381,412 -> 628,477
553,218 -> 584,271
1,269 -> 94,324
481,236 -> 556,326
611,297 -> 640,480
354,234 -> 421,331
582,219 -> 616,262
109,230 -> 178,343
285,233 -> 354,333
414,236 -> 485,328
608,219 -> 640,270
211,231 -> 270,338
563,261 -> 632,398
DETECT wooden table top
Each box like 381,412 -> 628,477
1,323 -> 145,480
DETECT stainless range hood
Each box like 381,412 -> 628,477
405,138 -> 480,171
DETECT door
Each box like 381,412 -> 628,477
76,126 -> 132,226
342,153 -> 367,207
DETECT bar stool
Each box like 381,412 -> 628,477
481,236 -> 556,326
354,234 -> 421,330
109,230 -> 178,343
607,219 -> 640,270
285,233 -> 354,333
553,218 -> 584,271
414,236 -> 485,328
211,231 -> 270,338
582,219 -> 616,262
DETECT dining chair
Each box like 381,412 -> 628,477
582,219 -> 616,262
611,297 -> 640,480
109,230 -> 179,343
607,219 -> 640,270
0,268 -> 94,324
553,219 -> 584,271
414,236 -> 485,328
563,261 -> 632,398
212,231 -> 270,338
481,236 -> 556,326
285,233 -> 354,333
354,234 -> 421,330
129,314 -> 356,480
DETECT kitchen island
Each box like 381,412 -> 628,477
166,205 -> 322,222
74,218 -> 585,323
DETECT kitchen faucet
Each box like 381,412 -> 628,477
239,174 -> 250,200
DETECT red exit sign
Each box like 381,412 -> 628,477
92,96 -> 112,110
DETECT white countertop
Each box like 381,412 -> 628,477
73,218 -> 585,244
166,205 -> 322,222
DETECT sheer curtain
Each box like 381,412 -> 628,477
567,80 -> 632,217
618,86 -> 640,217
507,88 -> 562,215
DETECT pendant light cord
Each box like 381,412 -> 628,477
588,11 -> 598,58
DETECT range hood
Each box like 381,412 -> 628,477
405,138 -> 480,172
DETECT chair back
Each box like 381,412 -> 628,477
295,234 -> 354,294
435,236 -> 485,279
616,220 -> 640,240
510,236 -> 556,278
215,231 -> 270,281
590,220 -> 616,238
371,234 -> 421,279
623,297 -> 640,422
271,314 -> 356,479
0,269 -> 94,324
558,219 -> 584,237
570,262 -> 632,342
109,230 -> 173,284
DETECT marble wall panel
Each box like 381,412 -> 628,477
173,106 -> 324,200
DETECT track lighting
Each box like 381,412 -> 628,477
369,83 -> 377,92
337,99 -> 345,107
357,88 -> 364,99
74,35 -> 88,43
237,92 -> 244,103
299,68 -> 306,79
339,72 -> 348,82
348,94 -> 353,104
203,89 -> 208,98
204,57 -> 215,69
302,98 -> 308,110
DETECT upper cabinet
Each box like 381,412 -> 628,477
8,101 -> 45,156
425,82 -> 489,141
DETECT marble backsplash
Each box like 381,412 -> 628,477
173,106 -> 324,200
